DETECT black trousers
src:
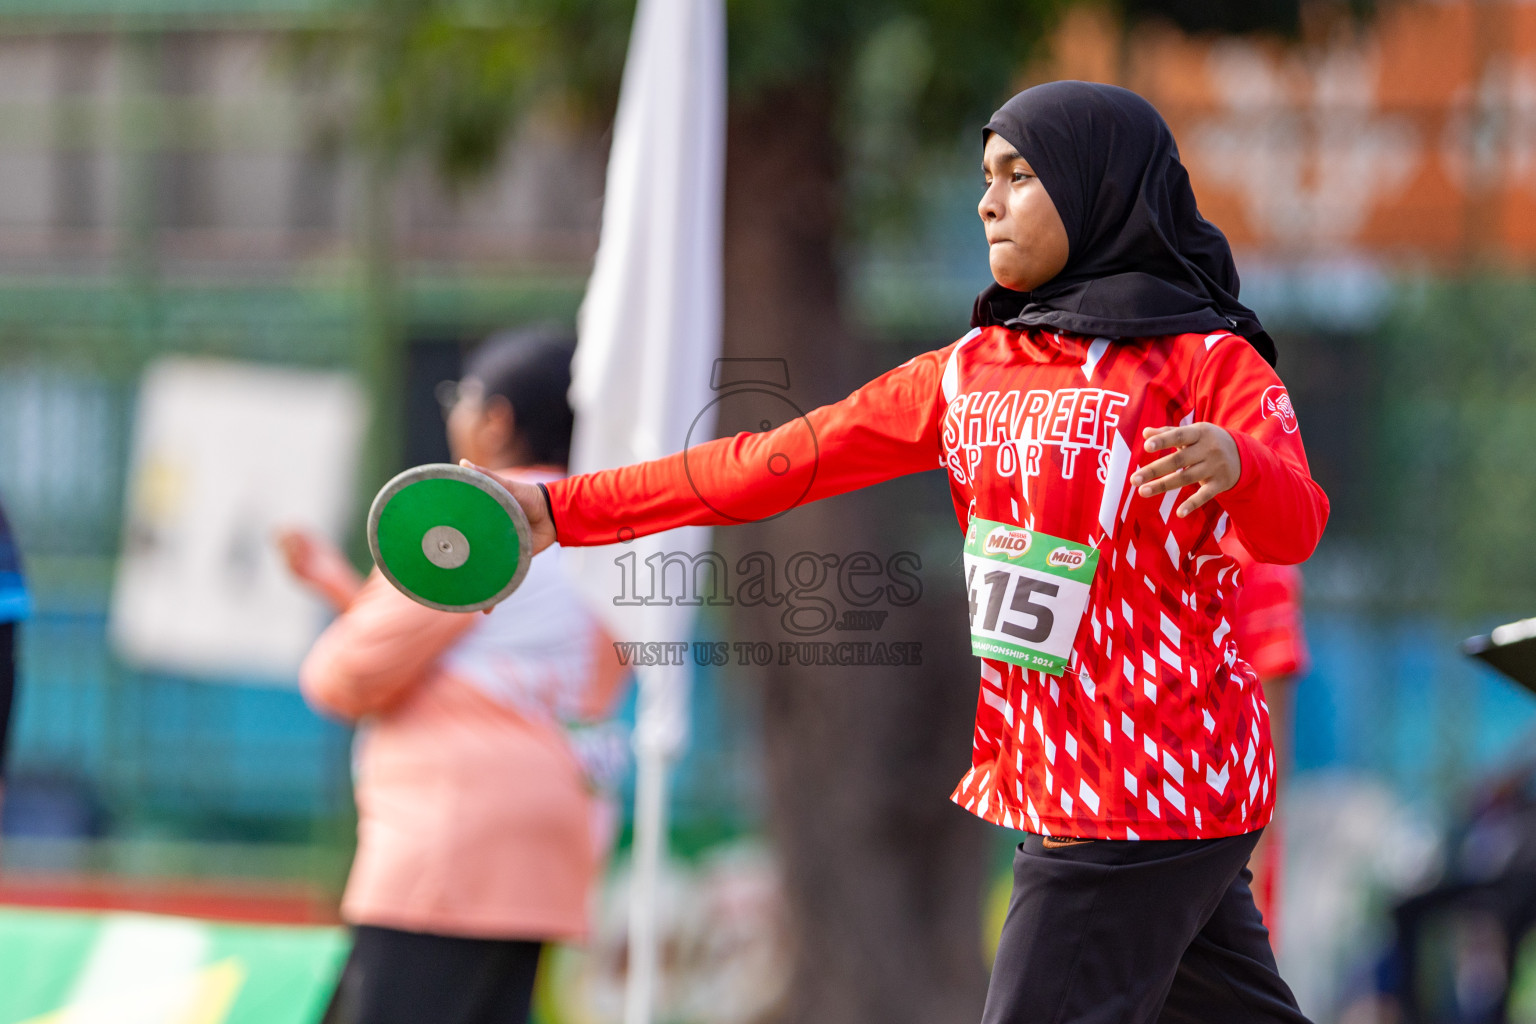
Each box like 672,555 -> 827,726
982,830 -> 1313,1024
323,925 -> 543,1024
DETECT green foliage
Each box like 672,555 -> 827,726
327,0 -> 1065,191
1368,278 -> 1536,615
729,0 -> 1063,128
298,0 -> 634,184
809,0 -> 1067,244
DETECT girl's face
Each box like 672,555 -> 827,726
979,133 -> 1070,292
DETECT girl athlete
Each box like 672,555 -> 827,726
477,81 -> 1327,1024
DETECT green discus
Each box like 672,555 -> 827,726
367,464 -> 532,613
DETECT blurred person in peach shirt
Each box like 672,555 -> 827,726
282,331 -> 629,1024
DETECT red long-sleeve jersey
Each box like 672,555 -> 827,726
547,327 -> 1328,839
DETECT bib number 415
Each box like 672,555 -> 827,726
962,520 -> 1098,676
968,566 -> 1056,643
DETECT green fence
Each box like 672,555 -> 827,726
0,274 -> 582,880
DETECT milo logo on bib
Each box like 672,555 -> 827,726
963,518 -> 1101,676
983,526 -> 1033,558
1047,546 -> 1087,570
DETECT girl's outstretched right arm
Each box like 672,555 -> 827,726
480,344 -> 957,551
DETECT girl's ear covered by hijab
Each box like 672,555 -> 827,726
971,80 -> 1277,367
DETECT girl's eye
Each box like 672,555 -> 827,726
1012,171 -> 1031,183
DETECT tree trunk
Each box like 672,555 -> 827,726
719,83 -> 993,1024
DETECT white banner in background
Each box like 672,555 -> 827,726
110,358 -> 365,683
565,0 -> 725,757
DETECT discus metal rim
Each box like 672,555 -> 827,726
366,462 -> 532,613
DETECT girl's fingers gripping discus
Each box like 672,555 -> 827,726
367,464 -> 532,613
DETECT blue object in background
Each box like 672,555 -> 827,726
0,499 -> 29,625
1294,611 -> 1536,803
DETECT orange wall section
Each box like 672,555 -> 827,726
1031,0 -> 1536,266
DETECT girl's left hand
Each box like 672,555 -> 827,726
1132,424 -> 1242,518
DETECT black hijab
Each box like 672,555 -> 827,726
971,81 -> 1276,366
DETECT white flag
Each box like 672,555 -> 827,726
565,0 -> 725,761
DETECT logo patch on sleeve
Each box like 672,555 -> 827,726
1261,385 -> 1298,434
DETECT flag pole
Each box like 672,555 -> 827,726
624,669 -> 676,1024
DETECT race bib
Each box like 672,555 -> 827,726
963,518 -> 1099,676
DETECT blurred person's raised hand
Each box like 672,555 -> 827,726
1132,424 -> 1242,518
460,461 -> 557,555
275,528 -> 365,611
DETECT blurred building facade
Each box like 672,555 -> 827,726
0,12 -> 605,271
